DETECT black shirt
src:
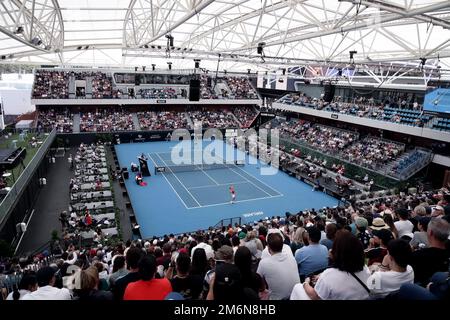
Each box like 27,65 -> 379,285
113,271 -> 140,300
170,275 -> 203,300
410,247 -> 450,286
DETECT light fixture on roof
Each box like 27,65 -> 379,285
349,50 -> 357,64
258,42 -> 266,63
194,59 -> 201,69
419,57 -> 427,70
14,26 -> 24,34
31,37 -> 42,46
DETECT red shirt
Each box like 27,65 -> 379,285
230,186 -> 235,194
123,278 -> 172,300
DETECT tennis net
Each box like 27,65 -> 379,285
155,161 -> 244,174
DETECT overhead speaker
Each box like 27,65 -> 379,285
135,75 -> 141,86
189,79 -> 200,101
323,84 -> 335,103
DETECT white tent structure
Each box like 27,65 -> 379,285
0,0 -> 449,75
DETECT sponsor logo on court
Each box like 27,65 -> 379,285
242,211 -> 264,218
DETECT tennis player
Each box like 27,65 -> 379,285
229,185 -> 236,204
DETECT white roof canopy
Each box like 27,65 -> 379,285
0,0 -> 449,72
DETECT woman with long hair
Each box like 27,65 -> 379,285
291,230 -> 370,300
383,214 -> 399,239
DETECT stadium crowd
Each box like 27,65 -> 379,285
275,119 -> 359,154
33,70 -> 69,99
1,186 -> 449,300
190,110 -> 240,129
38,109 -> 73,133
80,109 -> 135,132
137,111 -> 188,131
342,137 -> 405,170
232,106 -> 258,128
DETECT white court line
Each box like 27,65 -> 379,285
155,153 -> 202,207
188,180 -> 249,190
147,153 -> 191,210
232,165 -> 283,196
215,152 -> 283,196
200,169 -> 220,185
185,194 -> 284,210
227,167 -> 273,197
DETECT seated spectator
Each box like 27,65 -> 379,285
74,266 -> 113,300
206,261 -> 258,301
113,247 -> 143,300
410,216 -> 431,250
394,208 -> 414,239
320,223 -> 337,250
366,228 -> 394,267
166,253 -> 203,300
6,272 -> 37,300
234,246 -> 266,297
410,218 -> 450,286
22,267 -> 72,300
294,226 -> 329,280
291,230 -> 370,300
108,255 -> 128,288
124,255 -> 172,300
367,239 -> 414,299
257,232 -> 300,300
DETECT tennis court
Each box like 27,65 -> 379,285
115,140 -> 338,237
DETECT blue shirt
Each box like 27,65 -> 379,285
295,243 -> 329,276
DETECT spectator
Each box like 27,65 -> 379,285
166,253 -> 203,300
410,218 -> 450,286
74,266 -> 113,300
291,230 -> 370,300
367,239 -> 414,299
191,235 -> 214,261
6,273 -> 37,300
234,246 -> 266,297
410,216 -> 431,250
113,247 -> 143,300
294,226 -> 329,280
22,267 -> 72,300
320,223 -> 337,250
257,233 -> 300,300
394,208 -> 414,239
108,255 -> 128,288
366,228 -> 394,267
124,255 -> 172,300
206,262 -> 258,301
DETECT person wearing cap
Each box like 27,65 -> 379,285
202,245 -> 234,297
410,218 -> 450,286
431,205 -> 445,218
410,216 -> 431,250
366,239 -> 414,299
257,232 -> 299,300
22,266 -> 72,300
355,217 -> 371,249
124,255 -> 172,300
366,228 -> 394,267
394,208 -> 414,239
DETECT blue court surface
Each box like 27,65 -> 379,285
115,140 -> 338,238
